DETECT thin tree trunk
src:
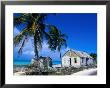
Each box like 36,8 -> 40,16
35,45 -> 39,59
33,22 -> 41,60
34,32 -> 39,60
60,51 -> 62,67
18,36 -> 27,54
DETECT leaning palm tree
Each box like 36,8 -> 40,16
14,13 -> 57,60
48,26 -> 67,67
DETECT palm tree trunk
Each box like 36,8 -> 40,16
60,51 -> 62,67
34,33 -> 39,60
35,45 -> 39,59
18,36 -> 27,54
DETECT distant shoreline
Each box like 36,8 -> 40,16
13,63 -> 60,66
14,60 -> 61,66
13,64 -> 61,74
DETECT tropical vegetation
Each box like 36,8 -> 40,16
47,26 -> 67,67
14,13 -> 67,62
90,53 -> 97,64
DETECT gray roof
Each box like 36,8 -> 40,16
63,49 -> 93,59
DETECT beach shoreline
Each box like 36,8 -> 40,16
13,64 -> 97,76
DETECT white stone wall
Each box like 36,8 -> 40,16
87,58 -> 94,65
62,56 -> 81,68
72,57 -> 81,68
62,56 -> 70,67
62,54 -> 94,68
38,59 -> 44,68
80,58 -> 86,66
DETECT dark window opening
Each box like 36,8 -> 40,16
82,58 -> 84,63
86,58 -> 89,66
74,58 -> 77,63
70,58 -> 71,66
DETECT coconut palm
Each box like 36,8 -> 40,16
90,53 -> 97,64
14,13 -> 57,60
48,26 -> 67,67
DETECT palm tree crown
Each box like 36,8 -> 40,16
14,13 -> 53,59
48,26 -> 68,66
14,13 -> 67,62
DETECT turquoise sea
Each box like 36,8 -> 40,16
14,61 -> 30,65
14,60 -> 61,65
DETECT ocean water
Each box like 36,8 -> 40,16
14,61 -> 31,65
14,60 -> 61,65
53,61 -> 61,65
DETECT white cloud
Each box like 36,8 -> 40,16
14,37 -> 70,61
22,38 -> 34,55
40,41 -> 70,61
13,28 -> 70,60
23,51 -> 34,55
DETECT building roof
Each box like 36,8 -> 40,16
62,49 -> 93,59
62,49 -> 78,58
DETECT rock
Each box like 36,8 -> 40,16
30,56 -> 52,68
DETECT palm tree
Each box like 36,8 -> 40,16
48,26 -> 67,67
14,13 -> 57,60
90,53 -> 97,64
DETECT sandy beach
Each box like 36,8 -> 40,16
14,72 -> 26,76
72,68 -> 97,75
52,64 -> 61,68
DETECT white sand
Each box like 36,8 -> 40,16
14,72 -> 26,76
72,68 -> 97,75
52,64 -> 61,68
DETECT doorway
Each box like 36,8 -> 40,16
69,58 -> 71,66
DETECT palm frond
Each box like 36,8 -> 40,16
14,34 -> 24,46
14,14 -> 28,26
14,28 -> 28,46
18,36 -> 28,54
47,26 -> 68,52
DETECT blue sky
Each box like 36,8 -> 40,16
14,13 -> 97,64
